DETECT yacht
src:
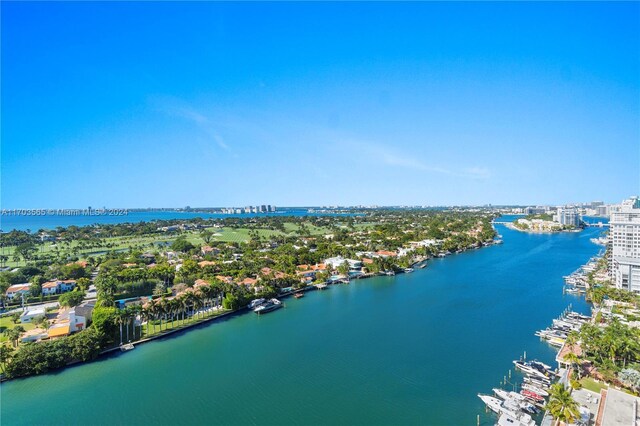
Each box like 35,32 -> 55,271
523,376 -> 551,388
513,360 -> 549,379
521,383 -> 549,397
520,389 -> 544,403
496,412 -> 536,426
254,298 -> 282,314
248,298 -> 266,309
478,394 -> 503,414
404,268 -> 414,273
530,360 -> 552,371
493,389 -> 525,402
478,395 -> 536,426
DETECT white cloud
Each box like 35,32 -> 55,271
152,97 -> 230,151
339,137 -> 490,179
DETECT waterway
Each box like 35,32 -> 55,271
0,217 -> 605,425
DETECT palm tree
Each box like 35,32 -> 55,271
141,304 -> 153,336
4,329 -> 21,348
193,290 -> 204,319
545,383 -> 580,426
124,307 -> 133,343
116,310 -> 124,345
175,294 -> 186,325
563,352 -> 581,380
154,298 -> 165,332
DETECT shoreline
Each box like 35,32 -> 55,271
505,222 -> 582,234
1,238 -> 499,383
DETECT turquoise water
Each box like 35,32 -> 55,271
1,219 -> 604,425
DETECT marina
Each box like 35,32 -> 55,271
478,304 -> 595,425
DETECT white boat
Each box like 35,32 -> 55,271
120,343 -> 134,352
496,412 -> 536,426
521,383 -> 549,397
478,395 -> 535,426
523,376 -> 551,388
248,298 -> 266,309
404,268 -> 414,273
254,298 -> 282,314
513,361 -> 549,379
493,389 -> 525,402
478,394 -> 503,414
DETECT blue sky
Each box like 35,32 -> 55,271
2,2 -> 639,208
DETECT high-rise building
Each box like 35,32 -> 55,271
596,205 -> 609,217
553,207 -> 581,226
610,196 -> 640,293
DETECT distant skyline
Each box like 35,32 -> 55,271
2,2 -> 639,209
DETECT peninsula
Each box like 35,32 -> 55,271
0,209 -> 499,379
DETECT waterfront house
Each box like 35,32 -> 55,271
5,283 -> 31,300
47,324 -> 70,339
48,306 -> 89,337
20,329 -> 49,343
75,301 -> 95,324
324,257 -> 363,270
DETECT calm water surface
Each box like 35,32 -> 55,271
1,218 -> 604,425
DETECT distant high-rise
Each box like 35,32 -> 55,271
554,207 -> 581,227
610,196 -> 640,293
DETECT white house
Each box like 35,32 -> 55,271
5,283 -> 30,300
20,306 -> 46,323
324,257 -> 362,270
48,305 -> 90,338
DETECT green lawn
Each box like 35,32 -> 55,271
0,316 -> 37,342
139,308 -> 232,341
579,377 -> 608,393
